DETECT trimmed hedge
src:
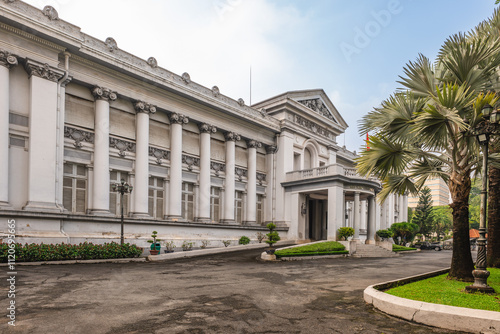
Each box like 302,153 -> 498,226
275,241 -> 347,258
0,242 -> 143,262
392,244 -> 416,252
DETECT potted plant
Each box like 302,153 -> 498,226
265,223 -> 280,254
164,241 -> 175,253
181,240 -> 193,251
147,231 -> 161,255
337,227 -> 355,241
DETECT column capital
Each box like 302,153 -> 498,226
246,140 -> 262,149
134,101 -> 156,115
265,145 -> 277,154
224,131 -> 240,142
0,49 -> 18,69
24,59 -> 64,82
169,112 -> 189,125
199,123 -> 217,134
92,86 -> 117,101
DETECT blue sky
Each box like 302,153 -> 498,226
22,0 -> 497,151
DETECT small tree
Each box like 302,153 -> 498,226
337,227 -> 355,241
412,187 -> 434,238
390,222 -> 419,245
376,229 -> 393,241
265,223 -> 280,247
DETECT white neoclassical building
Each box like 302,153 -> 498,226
0,1 -> 407,247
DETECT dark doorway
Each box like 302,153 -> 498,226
308,199 -> 327,240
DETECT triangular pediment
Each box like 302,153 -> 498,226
296,98 -> 339,124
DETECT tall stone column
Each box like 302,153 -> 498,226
398,194 -> 405,222
132,101 -> 156,217
0,50 -> 17,209
23,60 -> 64,212
223,132 -> 240,223
90,86 -> 116,215
403,194 -> 408,222
245,140 -> 261,225
380,200 -> 387,230
264,145 -> 276,224
353,192 -> 361,241
168,113 -> 188,220
327,185 -> 344,240
197,123 -> 216,222
366,195 -> 376,244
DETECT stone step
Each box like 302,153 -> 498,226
352,243 -> 398,258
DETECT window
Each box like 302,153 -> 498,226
182,183 -> 194,221
63,163 -> 87,213
148,177 -> 164,219
235,191 -> 243,223
304,148 -> 312,169
210,187 -> 220,222
109,170 -> 130,216
256,194 -> 264,225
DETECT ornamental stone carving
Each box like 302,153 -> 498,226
235,167 -> 247,181
169,113 -> 189,125
294,115 -> 334,140
147,57 -> 158,68
149,147 -> 170,164
0,49 -> 18,68
256,172 -> 267,185
134,101 -> 156,114
237,98 -> 245,107
109,138 -> 136,157
210,162 -> 225,176
42,6 -> 59,20
247,140 -> 262,149
265,145 -> 278,154
181,72 -> 191,84
199,123 -> 217,134
92,86 -> 117,101
224,132 -> 240,142
24,61 -> 64,82
211,86 -> 220,97
64,126 -> 94,148
105,37 -> 118,52
297,98 -> 337,123
182,154 -> 200,171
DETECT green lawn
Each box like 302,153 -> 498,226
392,244 -> 416,252
274,241 -> 348,258
385,268 -> 500,311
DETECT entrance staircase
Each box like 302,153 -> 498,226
352,243 -> 398,258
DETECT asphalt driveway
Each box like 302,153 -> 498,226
0,249 -> 469,334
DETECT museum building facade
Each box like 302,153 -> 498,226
0,1 -> 408,247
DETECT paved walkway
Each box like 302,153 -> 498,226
0,249 -> 469,334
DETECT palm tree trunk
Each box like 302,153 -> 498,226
487,165 -> 500,268
448,171 -> 474,281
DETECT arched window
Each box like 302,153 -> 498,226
304,147 -> 312,169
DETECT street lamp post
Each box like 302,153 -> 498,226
112,178 -> 133,245
465,104 -> 500,294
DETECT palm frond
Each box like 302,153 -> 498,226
397,54 -> 438,98
377,174 -> 419,203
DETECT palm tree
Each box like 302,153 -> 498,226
357,29 -> 500,280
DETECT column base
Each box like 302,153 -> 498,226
365,239 -> 376,245
220,219 -> 239,226
195,217 -> 211,223
166,215 -> 183,222
0,201 -> 13,210
23,201 -> 62,213
130,212 -> 152,219
242,220 -> 257,226
89,210 -> 115,217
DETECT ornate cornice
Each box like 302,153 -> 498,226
109,137 -> 135,157
92,86 -> 117,101
105,37 -> 118,52
182,154 -> 200,171
149,147 -> 170,164
247,140 -> 262,149
210,162 -> 225,176
0,49 -> 18,68
294,115 -> 334,140
24,60 -> 64,82
64,126 -> 94,148
265,145 -> 278,154
169,113 -> 189,125
199,123 -> 217,134
134,101 -> 156,114
224,132 -> 240,142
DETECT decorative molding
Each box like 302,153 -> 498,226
0,23 -> 67,52
182,154 -> 200,171
181,72 -> 191,84
199,123 -> 217,134
42,6 -> 59,20
294,115 -> 334,140
92,86 -> 117,101
247,140 -> 262,149
235,167 -> 247,181
109,138 -> 135,157
265,145 -> 278,154
237,98 -> 245,107
64,126 -> 94,148
0,49 -> 18,68
211,86 -> 220,97
134,101 -> 156,114
24,60 -> 64,82
105,37 -> 118,52
3,0 -> 16,3
169,112 -> 189,125
210,162 -> 225,176
224,131 -> 240,142
297,98 -> 337,123
257,172 -> 267,185
147,57 -> 158,68
149,147 -> 170,164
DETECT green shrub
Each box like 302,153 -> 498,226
0,242 -> 143,262
392,244 -> 417,252
376,229 -> 393,240
337,227 -> 355,240
238,236 -> 250,245
181,241 -> 193,251
275,241 -> 347,258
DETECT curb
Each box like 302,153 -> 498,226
278,254 -> 348,261
0,257 -> 146,266
364,268 -> 500,334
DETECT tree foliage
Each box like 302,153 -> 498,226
432,206 -> 453,240
412,187 -> 434,237
390,222 -> 420,245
